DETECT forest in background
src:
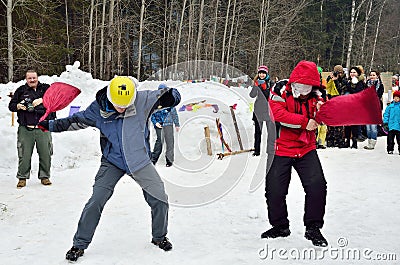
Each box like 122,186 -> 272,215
1,0 -> 400,82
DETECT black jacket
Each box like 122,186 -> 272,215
8,82 -> 56,126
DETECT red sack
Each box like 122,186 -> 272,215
315,87 -> 382,126
39,82 -> 81,122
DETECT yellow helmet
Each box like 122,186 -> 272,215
107,76 -> 136,108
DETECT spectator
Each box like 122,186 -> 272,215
325,65 -> 347,148
8,69 -> 56,188
249,65 -> 275,156
151,84 -> 180,167
383,90 -> 400,154
364,70 -> 384,150
342,66 -> 365,149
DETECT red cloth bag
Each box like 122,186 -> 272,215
39,82 -> 81,122
315,87 -> 382,126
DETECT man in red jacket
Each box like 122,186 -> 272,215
261,61 -> 328,247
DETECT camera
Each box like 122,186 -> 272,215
333,71 -> 339,77
21,98 -> 35,112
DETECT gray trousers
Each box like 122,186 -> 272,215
72,158 -> 169,249
151,126 -> 174,164
16,125 -> 52,179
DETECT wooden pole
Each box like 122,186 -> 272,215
229,106 -> 243,150
204,125 -> 212,156
8,92 -> 14,126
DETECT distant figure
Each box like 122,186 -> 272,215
383,90 -> 400,154
249,65 -> 274,156
8,69 -> 56,188
364,70 -> 384,150
151,84 -> 180,167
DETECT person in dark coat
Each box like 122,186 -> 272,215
8,69 -> 56,188
249,65 -> 275,156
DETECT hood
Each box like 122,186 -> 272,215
288,61 -> 321,87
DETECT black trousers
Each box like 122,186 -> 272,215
253,113 -> 275,155
387,129 -> 400,152
265,150 -> 327,228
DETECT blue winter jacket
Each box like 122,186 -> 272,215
150,107 -> 179,128
383,101 -> 400,131
49,86 -> 181,174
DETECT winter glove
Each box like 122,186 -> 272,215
37,120 -> 49,132
383,123 -> 389,132
257,80 -> 265,86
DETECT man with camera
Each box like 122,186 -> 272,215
8,69 -> 56,188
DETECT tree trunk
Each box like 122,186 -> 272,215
257,0 -> 265,67
7,0 -> 13,82
369,0 -> 387,71
194,0 -> 204,75
65,0 -> 70,64
137,0 -> 145,80
99,0 -> 107,79
221,0 -> 231,76
106,0 -> 115,79
361,0 -> 372,66
225,0 -> 236,67
174,0 -> 187,76
88,0 -> 95,73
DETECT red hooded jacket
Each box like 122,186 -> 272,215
269,61 -> 322,158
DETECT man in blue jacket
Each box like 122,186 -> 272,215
39,76 -> 180,261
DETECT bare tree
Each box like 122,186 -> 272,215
369,0 -> 387,71
99,0 -> 107,79
174,0 -> 187,74
88,0 -> 96,73
105,0 -> 115,79
137,0 -> 145,80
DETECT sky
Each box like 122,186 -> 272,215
0,62 -> 399,265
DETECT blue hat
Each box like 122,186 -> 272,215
158,83 -> 168,90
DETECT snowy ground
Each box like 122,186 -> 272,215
0,63 -> 399,264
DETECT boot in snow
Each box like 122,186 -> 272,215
66,246 -> 84,261
261,225 -> 290,239
152,237 -> 173,251
305,225 -> 328,247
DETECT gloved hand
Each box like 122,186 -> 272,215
37,120 -> 49,132
383,123 -> 389,132
257,80 -> 265,86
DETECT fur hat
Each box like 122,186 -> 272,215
350,66 -> 361,76
333,65 -> 344,73
258,65 -> 269,73
288,61 -> 321,87
393,90 -> 400,98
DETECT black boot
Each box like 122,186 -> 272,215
152,237 -> 173,251
305,224 -> 328,247
66,246 -> 84,261
351,137 -> 357,149
261,224 -> 290,239
339,139 -> 350,148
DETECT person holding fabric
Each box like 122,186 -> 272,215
342,66 -> 365,149
249,65 -> 275,156
8,69 -> 56,188
151,84 -> 180,167
261,61 -> 328,247
325,65 -> 347,148
38,76 -> 180,261
364,70 -> 384,150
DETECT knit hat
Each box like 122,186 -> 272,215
258,65 -> 269,73
317,66 -> 323,74
158,83 -> 168,90
350,66 -> 361,76
333,65 -> 344,73
288,61 -> 321,87
393,90 -> 400,98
